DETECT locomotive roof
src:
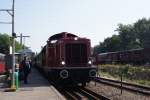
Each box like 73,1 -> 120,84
48,32 -> 78,41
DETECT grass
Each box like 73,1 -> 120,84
97,64 -> 150,86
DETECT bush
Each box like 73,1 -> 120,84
99,64 -> 150,85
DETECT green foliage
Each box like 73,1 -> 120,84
93,45 -> 101,55
117,24 -> 139,50
118,66 -> 128,76
93,18 -> 150,55
15,41 -> 23,52
134,18 -> 150,48
0,33 -> 23,54
93,35 -> 122,54
0,33 -> 11,54
99,64 -> 150,86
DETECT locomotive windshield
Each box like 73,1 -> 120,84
65,43 -> 87,65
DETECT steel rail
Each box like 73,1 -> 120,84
54,86 -> 110,100
93,77 -> 150,95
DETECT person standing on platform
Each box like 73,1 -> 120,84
21,56 -> 31,84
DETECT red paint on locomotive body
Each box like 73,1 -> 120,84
45,32 -> 91,68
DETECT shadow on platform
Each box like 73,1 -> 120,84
19,67 -> 50,88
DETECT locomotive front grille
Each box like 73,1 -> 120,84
65,43 -> 87,66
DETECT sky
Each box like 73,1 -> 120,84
0,0 -> 150,52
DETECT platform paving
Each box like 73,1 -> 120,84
0,67 -> 65,100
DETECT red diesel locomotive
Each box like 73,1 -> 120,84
34,32 -> 96,86
0,53 -> 5,74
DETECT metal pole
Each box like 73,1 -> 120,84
17,34 -> 30,48
20,33 -> 22,46
11,0 -> 16,89
121,71 -> 123,94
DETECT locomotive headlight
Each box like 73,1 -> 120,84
61,61 -> 65,65
74,37 -> 78,40
88,60 -> 92,65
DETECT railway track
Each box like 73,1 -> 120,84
54,86 -> 110,100
38,68 -> 110,99
93,77 -> 150,95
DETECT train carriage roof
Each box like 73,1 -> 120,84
0,53 -> 5,60
0,53 -> 5,57
98,48 -> 145,56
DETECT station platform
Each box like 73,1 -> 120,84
0,67 -> 65,100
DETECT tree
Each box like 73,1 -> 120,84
117,24 -> 140,50
93,17 -> 150,55
0,33 -> 11,54
0,33 -> 23,54
15,41 -> 23,52
93,35 -> 121,54
133,18 -> 150,48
